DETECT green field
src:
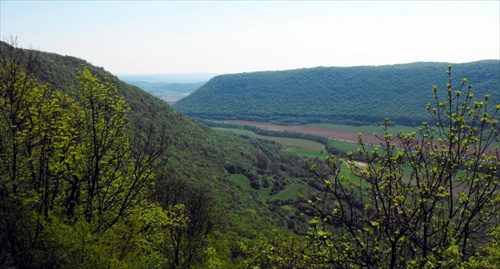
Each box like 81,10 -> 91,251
273,183 -> 311,200
284,148 -> 328,159
215,127 -> 326,152
230,174 -> 271,201
330,140 -> 380,155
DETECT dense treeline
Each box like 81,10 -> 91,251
174,61 -> 500,126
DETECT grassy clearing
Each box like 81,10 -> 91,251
231,174 -> 250,189
215,127 -> 326,152
330,140 -> 381,154
281,205 -> 298,214
231,174 -> 315,201
256,186 -> 272,201
284,148 -> 328,159
230,174 -> 271,201
273,183 -> 311,200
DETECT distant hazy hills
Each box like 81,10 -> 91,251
118,73 -> 216,83
123,80 -> 206,103
173,61 -> 500,126
119,74 -> 213,103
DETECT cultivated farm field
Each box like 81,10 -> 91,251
223,120 -> 385,145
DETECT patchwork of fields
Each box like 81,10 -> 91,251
215,121 -> 393,159
220,121 -> 500,153
223,120 -> 384,145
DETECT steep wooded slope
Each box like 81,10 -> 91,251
173,61 -> 500,126
0,41 -> 307,246
0,41 -> 240,182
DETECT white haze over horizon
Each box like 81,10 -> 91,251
1,1 -> 499,75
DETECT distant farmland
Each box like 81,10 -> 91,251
222,120 -> 383,145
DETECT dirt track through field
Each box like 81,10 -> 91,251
223,120 -> 383,145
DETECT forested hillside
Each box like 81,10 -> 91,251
173,61 -> 500,126
0,40 -> 316,268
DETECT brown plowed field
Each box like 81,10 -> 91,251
223,120 -> 382,145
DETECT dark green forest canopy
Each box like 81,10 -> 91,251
173,61 -> 500,126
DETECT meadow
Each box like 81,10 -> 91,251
214,127 -> 327,152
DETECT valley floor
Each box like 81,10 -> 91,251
223,120 -> 381,145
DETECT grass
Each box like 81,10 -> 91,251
215,127 -> 326,152
230,174 -> 271,201
273,183 -> 311,200
231,174 -> 317,202
330,140 -> 381,154
284,148 -> 328,159
231,174 -> 250,187
281,205 -> 298,214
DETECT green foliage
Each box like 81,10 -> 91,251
0,42 -> 176,267
250,66 -> 500,268
152,176 -> 221,268
10,39 -> 498,269
1,40 -> 316,267
244,230 -> 313,269
41,204 -> 172,268
284,148 -> 328,159
174,61 -> 500,126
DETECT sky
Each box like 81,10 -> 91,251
1,1 -> 499,75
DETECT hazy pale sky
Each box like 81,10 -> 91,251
1,1 -> 499,75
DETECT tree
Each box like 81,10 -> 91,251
153,175 -> 221,269
0,40 -> 171,268
249,66 -> 500,268
0,39 -> 84,267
